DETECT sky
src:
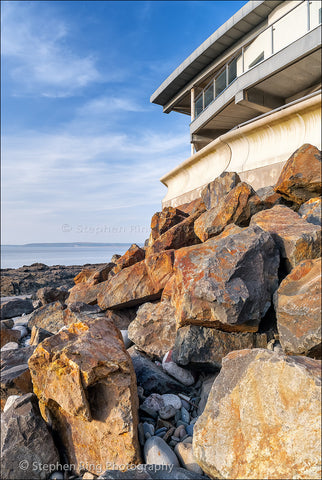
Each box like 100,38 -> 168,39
1,0 -> 246,245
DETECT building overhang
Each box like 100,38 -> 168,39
150,0 -> 283,108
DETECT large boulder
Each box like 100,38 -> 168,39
299,197 -> 321,226
193,349 -> 322,479
145,250 -> 174,291
1,393 -> 60,480
172,325 -> 271,371
74,263 -> 116,286
0,298 -> 33,320
201,171 -> 241,210
172,225 -> 279,332
27,301 -> 65,334
36,286 -> 69,305
128,301 -> 176,359
67,282 -> 102,305
274,143 -> 321,205
28,315 -> 141,474
194,182 -> 263,242
251,205 -> 321,272
148,207 -> 188,246
1,346 -> 35,410
112,244 -> 145,275
274,258 -> 321,358
176,197 -> 206,216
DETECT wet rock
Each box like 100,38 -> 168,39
193,349 -> 322,479
172,225 -> 279,332
174,442 -> 203,475
1,346 -> 35,410
36,286 -> 69,305
112,244 -> 145,275
299,197 -> 322,226
144,436 -> 179,467
251,205 -> 321,272
1,298 -> 33,320
148,207 -> 189,246
28,301 -> 65,334
128,301 -> 176,359
0,393 -> 60,480
162,351 -> 195,386
173,325 -> 271,371
274,258 -> 321,358
195,182 -> 263,242
201,171 -> 241,210
129,347 -> 188,396
28,316 -> 141,474
274,143 -> 321,205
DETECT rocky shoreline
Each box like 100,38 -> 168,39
1,143 -> 321,480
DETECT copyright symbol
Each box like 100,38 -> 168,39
62,224 -> 72,233
19,460 -> 29,470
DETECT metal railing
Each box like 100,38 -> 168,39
193,0 -> 321,120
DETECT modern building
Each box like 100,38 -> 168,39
151,0 -> 322,208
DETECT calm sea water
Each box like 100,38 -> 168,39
1,244 -> 135,269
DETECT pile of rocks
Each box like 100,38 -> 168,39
1,144 -> 321,480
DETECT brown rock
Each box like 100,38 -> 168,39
145,249 -> 174,291
0,324 -> 21,348
161,276 -> 175,302
30,325 -> 53,346
146,211 -> 202,256
112,244 -> 145,275
256,185 -> 293,209
97,261 -> 162,310
251,205 -> 321,272
105,309 -> 138,330
201,171 -> 241,210
36,286 -> 69,305
28,316 -> 141,474
1,346 -> 35,410
148,207 -> 188,245
177,197 -> 206,216
274,143 -> 322,204
128,301 -> 176,359
299,197 -> 321,226
172,225 -> 279,332
193,349 -> 322,480
274,258 -> 321,358
89,262 -> 116,284
67,282 -> 101,306
74,267 -> 97,284
194,182 -> 263,242
27,301 -> 65,334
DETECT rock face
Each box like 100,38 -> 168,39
299,197 -> 322,226
172,225 -> 279,332
28,315 -> 141,474
195,182 -> 263,242
112,244 -> 145,275
0,298 -> 33,320
274,143 -> 322,204
148,207 -> 189,245
27,301 -> 65,334
201,171 -> 241,210
128,301 -> 177,359
251,205 -> 321,271
194,349 -> 322,480
1,346 -> 36,410
172,325 -> 270,370
274,258 -> 321,358
1,393 -> 60,480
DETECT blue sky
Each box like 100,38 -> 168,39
1,0 -> 246,245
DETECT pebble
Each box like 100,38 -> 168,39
161,393 -> 182,410
142,393 -> 164,412
159,405 -> 176,420
191,409 -> 198,418
174,425 -> 186,438
171,436 -> 180,442
162,426 -> 175,443
155,427 -> 167,435
144,436 -> 180,466
175,410 -> 181,422
143,422 -> 155,438
156,418 -> 173,430
137,386 -> 146,401
186,424 -> 194,436
176,420 -> 189,428
182,436 -> 193,444
1,342 -> 19,352
139,405 -> 158,419
12,325 -> 28,338
138,423 -> 145,446
181,406 -> 190,424
174,442 -> 203,474
162,352 -> 195,386
190,417 -> 198,425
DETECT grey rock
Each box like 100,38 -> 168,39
299,197 -> 322,226
129,347 -> 188,395
142,393 -> 164,412
1,393 -> 60,479
159,405 -> 176,420
30,326 -> 53,346
120,330 -> 132,349
198,375 -> 218,416
174,442 -> 203,475
1,342 -> 19,352
149,466 -> 206,479
143,422 -> 155,438
12,325 -> 28,338
99,468 -> 152,479
67,301 -> 102,314
161,394 -> 182,410
36,286 -> 69,306
144,436 -> 179,467
180,407 -> 190,424
173,325 -> 271,371
1,318 -> 14,328
28,301 -> 65,334
1,346 -> 35,405
186,424 -> 194,436
1,298 -> 33,320
3,395 -> 21,412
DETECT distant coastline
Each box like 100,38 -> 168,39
3,242 -> 134,247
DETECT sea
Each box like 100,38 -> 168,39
1,243 -> 137,269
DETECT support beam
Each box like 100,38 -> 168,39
235,88 -> 283,113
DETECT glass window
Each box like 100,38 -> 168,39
248,52 -> 264,69
215,69 -> 226,98
228,58 -> 237,85
204,82 -> 214,108
195,94 -> 203,117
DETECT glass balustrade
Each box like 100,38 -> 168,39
193,0 -> 320,120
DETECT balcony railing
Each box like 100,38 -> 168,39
193,0 -> 321,120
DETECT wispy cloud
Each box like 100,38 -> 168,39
1,2 -> 108,97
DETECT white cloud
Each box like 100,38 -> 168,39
1,2 -> 106,97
